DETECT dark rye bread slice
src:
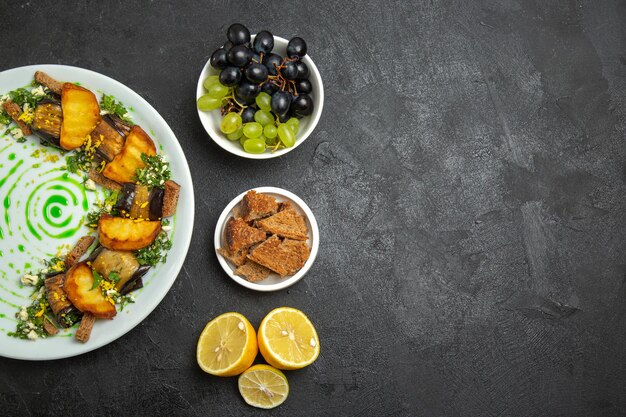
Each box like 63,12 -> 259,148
34,71 -> 63,95
64,235 -> 96,269
235,261 -> 272,282
225,217 -> 267,253
162,180 -> 181,217
88,169 -> 122,191
2,100 -> 32,135
247,235 -> 310,277
216,247 -> 248,267
255,204 -> 308,241
241,190 -> 279,222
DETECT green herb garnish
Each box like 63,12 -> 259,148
0,111 -> 11,125
100,94 -> 134,125
9,87 -> 48,108
108,271 -> 120,284
91,270 -> 103,290
135,228 -> 172,266
86,189 -> 119,229
135,153 -> 171,189
65,149 -> 93,174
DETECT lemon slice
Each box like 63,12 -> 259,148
238,364 -> 289,409
258,307 -> 320,370
196,312 -> 257,376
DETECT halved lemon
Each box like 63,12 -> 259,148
196,312 -> 257,376
258,307 -> 320,370
238,364 -> 289,409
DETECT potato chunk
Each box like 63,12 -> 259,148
60,83 -> 100,150
98,214 -> 161,251
102,125 -> 156,183
64,262 -> 116,319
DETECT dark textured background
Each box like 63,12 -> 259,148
1,0 -> 625,416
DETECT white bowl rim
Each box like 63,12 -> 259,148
196,35 -> 324,159
214,186 -> 319,291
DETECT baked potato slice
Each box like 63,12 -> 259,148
102,125 -> 156,183
64,262 -> 116,319
98,214 -> 161,251
60,83 -> 101,150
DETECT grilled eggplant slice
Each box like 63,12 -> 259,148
98,213 -> 161,251
64,262 -> 117,319
115,183 -> 164,220
120,266 -> 149,295
92,116 -> 125,161
102,125 -> 156,183
92,248 -> 140,291
32,99 -> 63,147
60,83 -> 101,150
103,114 -> 131,137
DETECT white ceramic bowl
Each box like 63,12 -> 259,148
214,187 -> 319,291
196,35 -> 324,159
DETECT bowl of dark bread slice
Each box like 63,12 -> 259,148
214,187 -> 319,291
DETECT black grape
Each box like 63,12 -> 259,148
210,49 -> 228,70
236,81 -> 261,100
219,66 -> 241,86
271,91 -> 291,115
241,106 -> 256,123
263,53 -> 282,76
253,31 -> 274,54
295,61 -> 309,79
281,61 -> 298,80
227,45 -> 252,67
294,78 -> 312,95
261,82 -> 279,95
244,63 -> 269,84
227,23 -> 250,45
287,37 -> 307,58
222,41 -> 234,52
291,94 -> 314,116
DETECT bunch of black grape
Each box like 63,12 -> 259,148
198,23 -> 314,154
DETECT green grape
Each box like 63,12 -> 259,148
254,110 -> 274,126
197,94 -> 221,111
243,122 -> 263,138
277,124 -> 295,147
286,117 -> 300,135
255,92 -> 271,111
220,112 -> 242,134
208,83 -> 229,99
264,124 -> 277,139
265,134 -> 279,146
239,135 -> 248,147
226,126 -> 243,140
243,138 -> 266,154
203,75 -> 220,90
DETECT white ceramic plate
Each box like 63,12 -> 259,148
214,187 -> 319,291
196,35 -> 324,159
0,64 -> 194,360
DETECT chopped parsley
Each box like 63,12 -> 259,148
86,189 -> 119,229
100,94 -> 134,125
135,224 -> 172,266
108,271 -> 121,284
135,153 -> 171,188
65,149 -> 93,174
91,270 -> 104,290
0,111 -> 11,125
9,86 -> 49,108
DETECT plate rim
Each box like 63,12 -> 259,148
0,64 -> 195,360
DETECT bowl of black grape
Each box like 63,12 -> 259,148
196,23 -> 323,159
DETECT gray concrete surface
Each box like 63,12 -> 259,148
1,0 -> 625,416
